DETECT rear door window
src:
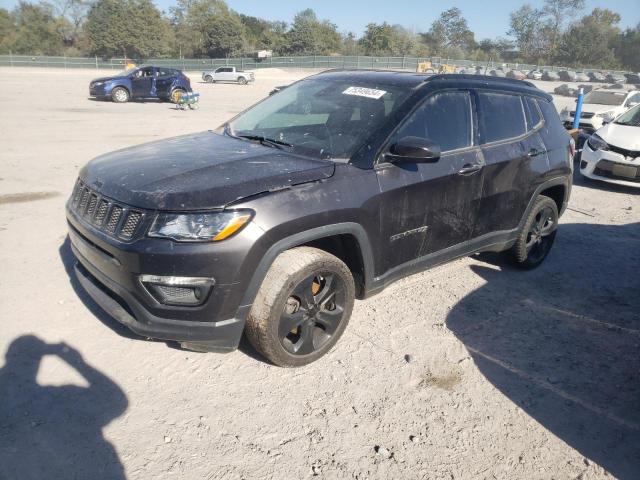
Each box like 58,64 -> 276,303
393,91 -> 473,152
157,68 -> 173,78
524,96 -> 542,130
477,92 -> 526,143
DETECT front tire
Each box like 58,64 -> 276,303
508,195 -> 558,269
238,77 -> 248,85
204,75 -> 213,83
245,247 -> 355,367
111,87 -> 129,103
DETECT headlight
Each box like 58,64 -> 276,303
596,111 -> 614,118
587,134 -> 608,151
148,211 -> 253,242
93,81 -> 104,87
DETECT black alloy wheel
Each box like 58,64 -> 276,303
279,272 -> 346,355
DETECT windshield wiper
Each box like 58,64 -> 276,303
235,134 -> 293,150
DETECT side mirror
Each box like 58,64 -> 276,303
387,136 -> 441,163
627,101 -> 639,108
602,114 -> 615,125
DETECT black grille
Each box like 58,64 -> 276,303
594,160 -> 640,183
119,211 -> 142,239
570,111 -> 595,119
69,179 -> 145,241
85,194 -> 98,218
94,199 -> 109,225
105,206 -> 123,233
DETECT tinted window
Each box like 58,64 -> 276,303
537,98 -> 563,129
478,92 -> 526,143
524,96 -> 542,130
157,68 -> 173,77
394,91 -> 473,152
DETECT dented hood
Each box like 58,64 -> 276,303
79,131 -> 335,210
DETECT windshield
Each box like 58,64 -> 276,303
117,67 -> 138,77
228,78 -> 413,160
583,91 -> 626,106
614,104 -> 640,127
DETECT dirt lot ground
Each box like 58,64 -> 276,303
0,68 -> 638,480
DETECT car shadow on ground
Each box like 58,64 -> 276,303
0,335 -> 128,478
447,222 -> 640,479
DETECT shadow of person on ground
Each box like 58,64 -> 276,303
0,335 -> 128,479
447,222 -> 640,479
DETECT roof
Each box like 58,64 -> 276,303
314,69 -> 550,100
314,69 -> 431,87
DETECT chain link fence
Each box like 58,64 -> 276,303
0,54 -> 629,75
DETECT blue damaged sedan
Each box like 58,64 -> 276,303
89,65 -> 192,103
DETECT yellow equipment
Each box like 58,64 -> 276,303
417,61 -> 457,74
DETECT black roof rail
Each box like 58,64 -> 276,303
427,73 -> 537,89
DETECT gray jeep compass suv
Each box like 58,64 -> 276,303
66,71 -> 573,366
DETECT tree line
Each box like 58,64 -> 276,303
0,0 -> 638,70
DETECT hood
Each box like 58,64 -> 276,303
91,75 -> 127,84
597,122 -> 640,151
79,131 -> 335,210
580,103 -> 622,114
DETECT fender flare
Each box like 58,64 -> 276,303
517,176 -> 570,232
236,222 -> 375,317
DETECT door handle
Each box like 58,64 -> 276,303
527,148 -> 544,157
458,163 -> 483,175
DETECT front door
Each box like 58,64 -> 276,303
131,67 -> 156,98
376,90 -> 485,274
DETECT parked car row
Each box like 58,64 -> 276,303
446,65 -> 638,84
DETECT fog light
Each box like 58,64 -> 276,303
139,275 -> 214,306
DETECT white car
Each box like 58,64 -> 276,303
560,88 -> 640,131
580,104 -> 640,188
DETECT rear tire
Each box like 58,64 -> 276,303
111,87 -> 129,103
245,247 -> 355,367
508,195 -> 558,269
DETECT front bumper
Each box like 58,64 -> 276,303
89,84 -> 110,97
580,143 -> 640,188
66,204 -> 255,351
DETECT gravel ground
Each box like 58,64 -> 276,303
0,68 -> 638,480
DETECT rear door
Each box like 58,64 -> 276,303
156,68 -> 175,98
472,90 -> 533,237
131,67 -> 155,98
376,90 -> 485,273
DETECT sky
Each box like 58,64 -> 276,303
1,0 -> 639,39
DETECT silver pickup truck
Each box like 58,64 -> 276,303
202,67 -> 255,85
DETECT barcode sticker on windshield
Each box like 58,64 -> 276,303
342,86 -> 387,100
